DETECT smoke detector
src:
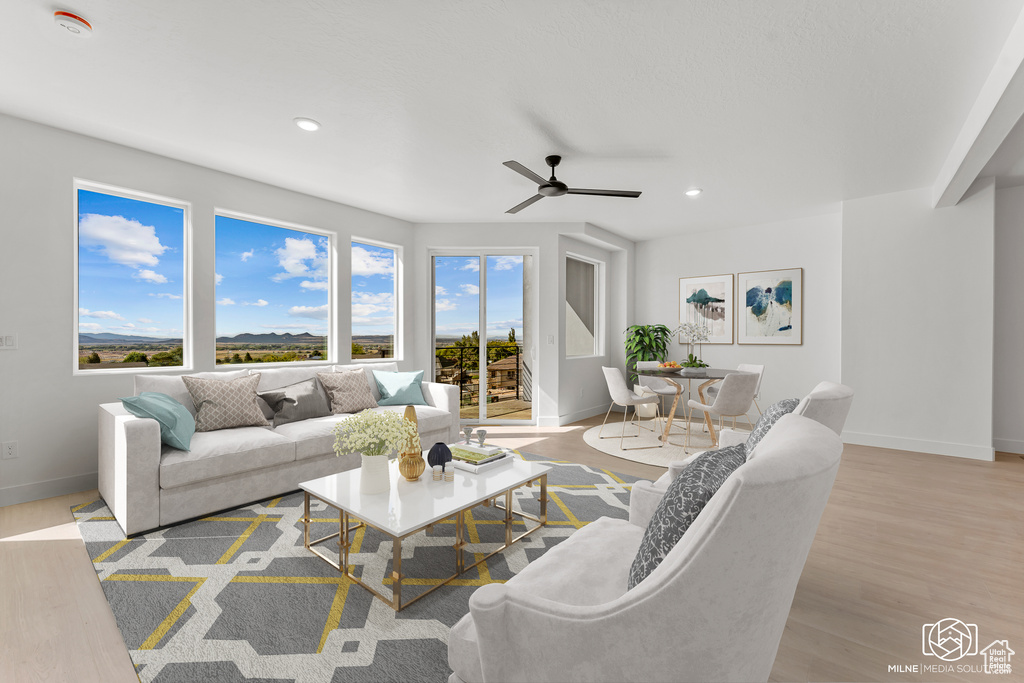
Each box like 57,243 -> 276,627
54,11 -> 92,37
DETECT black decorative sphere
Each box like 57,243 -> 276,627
427,442 -> 452,469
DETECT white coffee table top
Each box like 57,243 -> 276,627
300,456 -> 551,537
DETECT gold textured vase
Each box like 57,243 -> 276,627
399,406 -> 425,482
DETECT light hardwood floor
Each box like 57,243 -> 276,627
2,416 -> 1021,683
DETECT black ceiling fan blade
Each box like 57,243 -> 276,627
566,188 -> 642,198
506,194 -> 545,214
503,160 -> 548,185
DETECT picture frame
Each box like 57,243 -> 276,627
737,268 -> 803,345
678,274 -> 734,344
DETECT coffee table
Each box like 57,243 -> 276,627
300,455 -> 550,611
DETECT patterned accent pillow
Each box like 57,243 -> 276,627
628,443 -> 746,590
258,377 -> 331,427
181,374 -> 270,432
317,371 -> 378,414
745,398 -> 801,456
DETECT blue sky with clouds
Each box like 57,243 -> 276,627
434,256 -> 524,340
78,189 -> 185,339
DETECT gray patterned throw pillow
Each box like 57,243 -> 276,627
745,398 -> 800,455
628,443 -> 746,590
259,377 -> 331,427
317,370 -> 378,414
181,374 -> 270,432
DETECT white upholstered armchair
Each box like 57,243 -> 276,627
447,414 -> 844,683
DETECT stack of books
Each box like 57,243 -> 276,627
450,443 -> 512,473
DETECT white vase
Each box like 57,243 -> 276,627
360,454 -> 391,494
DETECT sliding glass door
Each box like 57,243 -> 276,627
433,253 -> 534,424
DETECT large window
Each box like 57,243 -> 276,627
215,213 -> 330,364
565,255 -> 600,357
351,241 -> 397,359
76,183 -> 188,371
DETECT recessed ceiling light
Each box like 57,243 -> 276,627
54,10 -> 92,37
293,117 -> 321,132
685,187 -> 703,197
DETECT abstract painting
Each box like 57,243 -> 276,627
738,268 -> 803,344
678,274 -> 733,344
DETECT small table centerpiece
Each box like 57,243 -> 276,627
332,410 -> 419,494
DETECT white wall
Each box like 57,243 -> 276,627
842,182 -> 995,460
0,114 -> 416,506
993,184 -> 1024,453
634,213 -> 843,409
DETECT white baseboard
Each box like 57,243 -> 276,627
0,472 -> 99,508
558,404 -> 609,426
842,431 -> 994,461
993,438 -> 1024,455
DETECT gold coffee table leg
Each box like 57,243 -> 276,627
302,492 -> 310,548
392,537 -> 403,610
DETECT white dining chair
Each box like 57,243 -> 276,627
686,371 -> 759,450
599,366 -> 663,450
634,360 -> 686,433
706,363 -> 765,416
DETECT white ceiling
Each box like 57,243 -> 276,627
2,1 -> 1022,240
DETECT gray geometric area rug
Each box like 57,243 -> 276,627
74,452 -> 639,683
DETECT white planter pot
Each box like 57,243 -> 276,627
360,454 -> 391,494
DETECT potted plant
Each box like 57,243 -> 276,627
333,410 -> 419,494
624,323 -> 673,384
677,323 -> 710,376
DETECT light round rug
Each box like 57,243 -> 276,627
582,418 -> 749,467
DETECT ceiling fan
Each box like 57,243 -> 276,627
502,155 -> 642,214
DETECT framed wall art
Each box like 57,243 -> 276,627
737,268 -> 802,345
678,274 -> 733,344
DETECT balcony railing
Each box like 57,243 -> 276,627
434,344 -> 529,410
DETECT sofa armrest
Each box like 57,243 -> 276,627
666,452 -> 702,480
421,381 -> 461,443
98,403 -> 162,536
628,480 -> 665,528
718,428 -> 747,449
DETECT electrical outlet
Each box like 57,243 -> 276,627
0,334 -> 16,350
2,441 -> 16,460
547,335 -> 554,345
578,387 -> 584,398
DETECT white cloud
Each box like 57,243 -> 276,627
351,291 -> 394,318
460,283 -> 480,296
138,318 -> 155,323
435,285 -> 448,296
459,259 -> 480,272
352,245 -> 395,277
134,269 -> 168,284
435,298 -> 457,312
215,273 -> 224,286
149,293 -> 182,300
288,304 -> 329,320
300,280 -> 328,291
492,255 -> 523,271
217,297 -> 236,305
79,308 -> 125,320
352,316 -> 396,327
79,214 -> 169,268
273,237 -> 328,283
120,323 -> 136,329
243,299 -> 269,307
79,322 -> 103,332
240,249 -> 254,262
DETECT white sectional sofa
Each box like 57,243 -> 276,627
98,363 -> 460,535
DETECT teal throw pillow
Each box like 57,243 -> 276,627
120,392 -> 196,451
372,370 -> 427,406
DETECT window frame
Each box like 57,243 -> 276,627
564,252 -> 605,359
73,178 -> 193,376
214,208 -> 335,367
350,236 -> 403,363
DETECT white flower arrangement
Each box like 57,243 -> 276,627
676,322 -> 710,344
333,410 -> 418,457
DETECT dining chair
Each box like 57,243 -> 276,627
634,361 -> 686,434
706,363 -> 765,416
685,371 -> 759,450
599,366 -> 663,450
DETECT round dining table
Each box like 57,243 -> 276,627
638,367 -> 753,448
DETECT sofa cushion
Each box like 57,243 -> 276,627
628,443 -> 746,590
248,364 -> 333,392
371,405 -> 451,435
509,516 -> 643,606
746,398 -> 800,458
159,426 -> 295,489
134,369 -> 249,417
120,392 -> 196,451
373,370 -> 427,406
259,377 -> 331,427
318,370 -> 378,413
333,362 -> 398,401
273,415 -> 350,461
182,374 -> 270,432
